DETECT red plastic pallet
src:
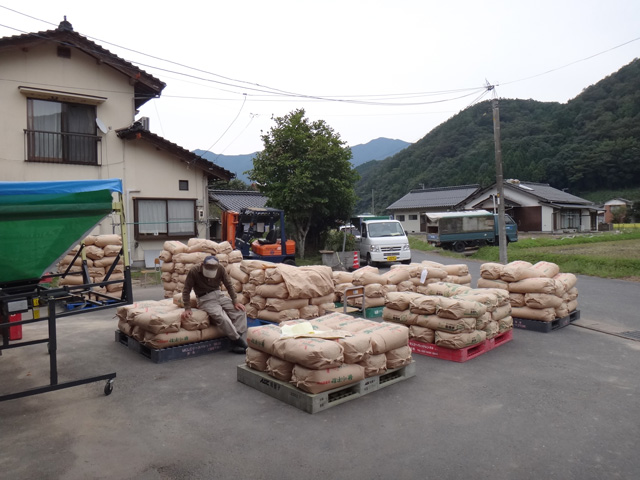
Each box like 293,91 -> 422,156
409,329 -> 513,363
486,329 -> 513,351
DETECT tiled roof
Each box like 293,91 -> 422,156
387,185 -> 481,210
116,123 -> 233,181
209,190 -> 268,212
0,19 -> 165,108
506,181 -> 593,205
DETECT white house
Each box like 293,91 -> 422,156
0,18 -> 233,267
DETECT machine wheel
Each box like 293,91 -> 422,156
366,254 -> 377,267
453,242 -> 466,253
401,258 -> 411,265
104,380 -> 114,396
283,258 -> 296,266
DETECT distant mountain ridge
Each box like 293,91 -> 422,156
353,58 -> 640,214
194,137 -> 410,182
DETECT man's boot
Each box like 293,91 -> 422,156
229,336 -> 248,354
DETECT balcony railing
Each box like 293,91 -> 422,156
24,129 -> 101,165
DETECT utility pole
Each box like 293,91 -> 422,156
371,189 -> 374,215
491,95 -> 508,264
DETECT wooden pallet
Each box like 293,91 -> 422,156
512,310 -> 581,332
237,361 -> 416,414
409,329 -> 513,363
115,330 -> 230,363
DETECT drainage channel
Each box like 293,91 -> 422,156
571,323 -> 640,342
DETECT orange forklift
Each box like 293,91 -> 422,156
221,207 -> 296,265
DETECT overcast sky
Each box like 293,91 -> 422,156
2,1 -> 639,156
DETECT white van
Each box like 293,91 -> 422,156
356,219 -> 411,267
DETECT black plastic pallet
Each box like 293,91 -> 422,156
512,310 -> 581,332
237,361 -> 415,414
115,330 -> 230,363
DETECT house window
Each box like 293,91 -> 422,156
409,214 -> 418,220
179,180 -> 189,191
25,98 -> 99,164
397,215 -> 406,221
134,198 -> 196,239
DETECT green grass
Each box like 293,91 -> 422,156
409,235 -> 436,251
408,231 -> 640,280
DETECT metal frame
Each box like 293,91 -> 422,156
0,195 -> 132,402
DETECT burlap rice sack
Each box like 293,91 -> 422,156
553,273 -> 577,294
498,316 -> 513,332
360,322 -> 409,354
443,274 -> 472,285
186,238 -> 219,254
380,267 -> 412,285
337,331 -> 372,364
435,330 -> 486,350
163,240 -> 188,255
332,271 -> 354,284
246,347 -> 271,372
415,315 -> 476,333
480,262 -> 504,280
509,293 -> 525,307
266,356 -> 295,381
386,345 -> 412,369
309,293 -> 336,305
200,325 -> 226,341
352,266 -> 388,286
103,244 -> 122,257
484,320 -> 499,339
173,252 -> 209,265
265,268 -> 284,284
256,283 -> 289,299
273,336 -> 344,369
180,309 -> 210,331
409,295 -> 441,315
409,325 -> 435,343
511,306 -> 556,322
490,304 -> 512,321
257,309 -> 300,323
291,363 -> 365,394
299,305 -> 320,319
382,307 -> 419,326
358,353 -> 387,377
476,312 -> 492,330
531,261 -> 560,279
477,277 -> 509,290
143,328 -> 201,349
228,263 -> 250,283
500,260 -> 537,282
385,292 -> 425,311
279,264 -> 334,298
94,234 -> 122,247
228,250 -> 243,263
524,293 -> 563,309
85,245 -> 104,260
508,277 -> 557,295
422,282 -> 472,297
265,298 -> 310,312
442,264 -> 469,276
436,297 -> 487,319
247,324 -> 283,355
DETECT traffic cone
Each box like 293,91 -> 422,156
352,251 -> 360,270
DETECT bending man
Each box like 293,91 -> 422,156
181,255 -> 248,354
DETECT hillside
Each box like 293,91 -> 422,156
355,58 -> 640,214
196,137 -> 409,183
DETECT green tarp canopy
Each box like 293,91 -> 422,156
0,179 -> 122,285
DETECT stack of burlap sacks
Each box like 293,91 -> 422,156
478,260 -> 578,322
381,282 -> 513,349
159,239 -> 337,323
57,234 -> 125,297
116,298 -> 226,349
245,312 -> 412,394
332,261 -> 472,310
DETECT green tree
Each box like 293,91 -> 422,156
208,178 -> 256,191
249,109 -> 359,258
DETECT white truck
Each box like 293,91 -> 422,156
352,216 -> 411,267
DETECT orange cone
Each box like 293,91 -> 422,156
352,251 -> 360,270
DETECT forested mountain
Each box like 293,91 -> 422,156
355,58 -> 640,214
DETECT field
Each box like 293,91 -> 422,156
410,231 -> 640,281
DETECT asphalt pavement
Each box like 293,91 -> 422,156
1,252 -> 639,480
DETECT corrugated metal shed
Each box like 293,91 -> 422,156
209,190 -> 268,212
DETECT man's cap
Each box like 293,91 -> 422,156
203,255 -> 219,268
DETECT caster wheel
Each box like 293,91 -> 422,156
104,381 -> 114,396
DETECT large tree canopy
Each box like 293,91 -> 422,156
249,109 -> 359,258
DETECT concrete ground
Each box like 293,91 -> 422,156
1,254 -> 639,480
